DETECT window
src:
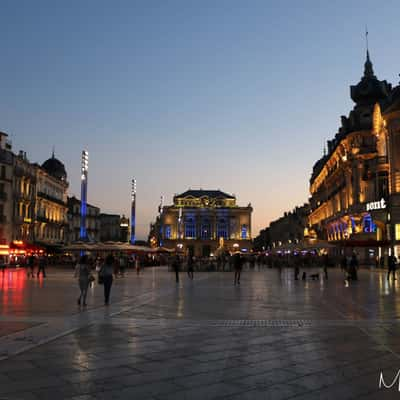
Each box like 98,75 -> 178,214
0,166 -> 5,179
217,219 -> 228,239
241,225 -> 247,239
164,225 -> 171,239
185,219 -> 196,239
201,220 -> 211,240
396,224 -> 400,241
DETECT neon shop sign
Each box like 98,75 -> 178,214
366,198 -> 386,212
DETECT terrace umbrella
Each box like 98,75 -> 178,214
63,242 -> 94,251
154,246 -> 175,253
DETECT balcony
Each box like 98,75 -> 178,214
37,192 -> 67,207
377,156 -> 388,165
36,215 -> 66,225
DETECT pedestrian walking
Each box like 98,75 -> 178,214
323,254 -> 329,280
172,255 -> 181,283
27,253 -> 36,278
74,255 -> 93,307
37,255 -> 47,278
349,253 -> 358,281
135,256 -> 141,276
119,253 -> 127,277
340,254 -> 347,273
294,264 -> 300,280
387,254 -> 397,281
233,252 -> 243,285
187,254 -> 194,280
0,255 -> 6,274
99,254 -> 115,305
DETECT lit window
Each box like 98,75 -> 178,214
217,219 -> 228,239
185,219 -> 196,239
201,221 -> 211,240
241,225 -> 247,239
165,225 -> 171,239
395,224 -> 400,241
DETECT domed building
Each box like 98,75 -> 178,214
308,49 -> 400,264
34,153 -> 69,245
41,155 -> 67,181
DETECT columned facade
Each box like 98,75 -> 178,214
156,190 -> 252,257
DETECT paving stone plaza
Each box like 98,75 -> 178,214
0,266 -> 400,399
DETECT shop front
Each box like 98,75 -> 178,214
325,199 -> 391,265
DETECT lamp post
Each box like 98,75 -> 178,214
159,195 -> 164,246
130,178 -> 136,244
80,150 -> 88,240
178,206 -> 182,240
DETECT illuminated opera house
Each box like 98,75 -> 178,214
151,189 -> 252,257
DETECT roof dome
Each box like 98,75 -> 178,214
42,155 -> 67,181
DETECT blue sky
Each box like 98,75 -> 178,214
1,0 -> 400,239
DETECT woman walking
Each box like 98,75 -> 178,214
100,254 -> 115,305
74,255 -> 92,307
187,254 -> 194,280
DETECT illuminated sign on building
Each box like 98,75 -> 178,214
366,198 -> 386,212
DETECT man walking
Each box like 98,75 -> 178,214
172,255 -> 181,283
27,253 -> 36,278
233,252 -> 243,285
37,255 -> 47,278
387,254 -> 397,281
187,254 -> 194,280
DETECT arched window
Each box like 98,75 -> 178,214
241,225 -> 248,239
217,219 -> 228,239
201,219 -> 211,240
185,218 -> 196,239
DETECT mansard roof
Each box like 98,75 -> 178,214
175,189 -> 235,199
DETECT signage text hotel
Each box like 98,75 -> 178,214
366,198 -> 387,212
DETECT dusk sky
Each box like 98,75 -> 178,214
1,0 -> 400,239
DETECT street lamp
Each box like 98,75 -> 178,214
80,150 -> 88,240
130,178 -> 136,244
178,207 -> 182,240
159,195 -> 164,246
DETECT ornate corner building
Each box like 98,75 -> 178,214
309,50 -> 400,260
153,189 -> 252,257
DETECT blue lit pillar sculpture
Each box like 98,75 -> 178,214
159,195 -> 164,246
130,178 -> 136,244
80,150 -> 89,240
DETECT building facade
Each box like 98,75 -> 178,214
309,50 -> 400,262
67,196 -> 100,243
154,189 -> 252,257
34,155 -> 69,245
0,133 -> 14,244
254,204 -> 310,251
13,151 -> 36,242
99,213 -> 129,242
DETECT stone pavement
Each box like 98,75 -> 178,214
0,266 -> 400,399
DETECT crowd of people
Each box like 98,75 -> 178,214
5,248 -> 399,309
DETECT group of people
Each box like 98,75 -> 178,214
26,254 -> 47,278
74,254 -> 115,307
170,252 -> 245,285
340,253 -> 359,281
